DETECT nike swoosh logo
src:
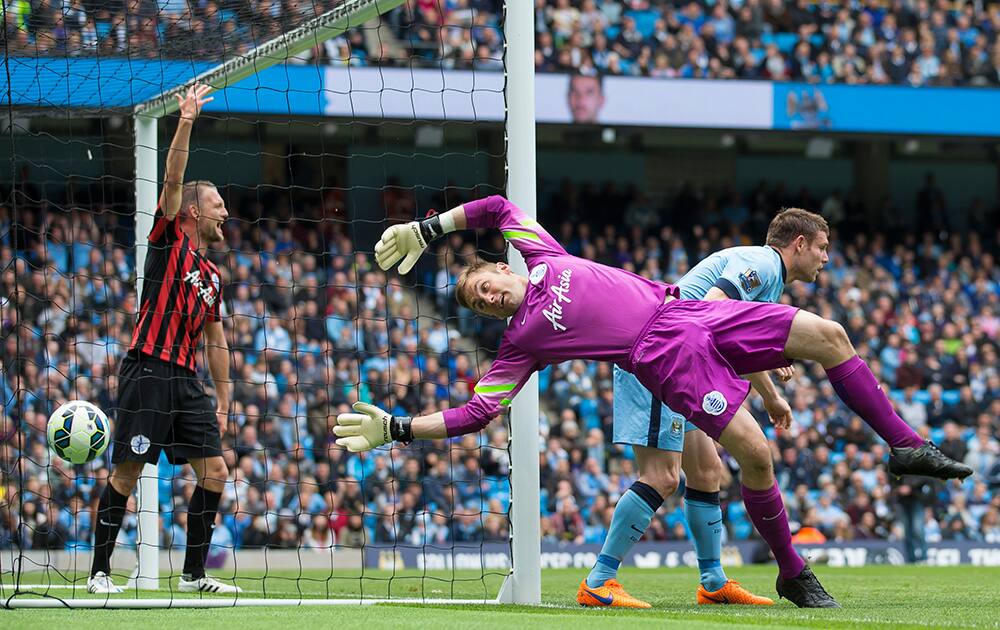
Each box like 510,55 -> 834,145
584,587 -> 613,605
99,520 -> 115,526
708,519 -> 723,526
762,509 -> 785,521
628,523 -> 644,542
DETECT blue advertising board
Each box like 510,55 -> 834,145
773,82 -> 1000,137
7,57 -> 215,110
4,57 -> 326,116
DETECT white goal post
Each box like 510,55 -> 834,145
497,0 -> 541,607
5,0 -> 540,609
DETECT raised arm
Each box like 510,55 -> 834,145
374,195 -> 566,274
158,84 -> 213,220
333,339 -> 539,452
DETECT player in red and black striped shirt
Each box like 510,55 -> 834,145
89,84 -> 241,595
130,186 -> 225,371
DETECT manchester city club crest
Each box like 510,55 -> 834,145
738,267 -> 761,293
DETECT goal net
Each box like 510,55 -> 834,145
0,0 -> 538,608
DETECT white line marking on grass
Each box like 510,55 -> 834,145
3,585 -> 505,601
2,584 -> 89,590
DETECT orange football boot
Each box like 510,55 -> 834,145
697,579 -> 775,605
576,579 -> 652,609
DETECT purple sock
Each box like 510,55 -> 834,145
741,483 -> 805,579
826,355 -> 924,449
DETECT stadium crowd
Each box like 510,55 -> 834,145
0,175 -> 998,564
8,0 -> 1000,86
531,0 -> 1000,85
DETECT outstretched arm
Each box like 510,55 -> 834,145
333,406 -> 449,453
334,339 -> 538,452
375,195 -> 566,273
159,84 -> 213,220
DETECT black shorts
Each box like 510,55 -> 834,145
112,352 -> 222,465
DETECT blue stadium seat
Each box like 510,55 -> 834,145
65,540 -> 92,552
584,524 -> 607,543
888,388 -> 961,405
726,502 -> 753,540
774,32 -> 799,53
538,365 -> 551,392
624,9 -> 661,39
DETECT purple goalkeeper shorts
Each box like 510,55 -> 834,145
626,299 -> 798,441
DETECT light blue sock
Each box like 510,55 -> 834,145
685,487 -> 727,592
586,481 -> 663,589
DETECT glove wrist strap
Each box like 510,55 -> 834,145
418,215 -> 443,243
390,416 -> 414,444
418,212 -> 456,243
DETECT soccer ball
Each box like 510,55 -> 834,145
47,400 -> 111,465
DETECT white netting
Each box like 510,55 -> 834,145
1,0 -> 516,606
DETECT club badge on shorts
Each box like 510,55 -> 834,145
131,434 -> 151,455
702,391 -> 728,416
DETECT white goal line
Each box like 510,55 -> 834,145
4,585 -> 490,597
2,597 -> 503,608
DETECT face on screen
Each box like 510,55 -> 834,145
568,75 -> 605,123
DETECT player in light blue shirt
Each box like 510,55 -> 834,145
583,209 -> 831,607
677,245 -> 788,304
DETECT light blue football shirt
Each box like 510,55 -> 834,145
676,245 -> 786,303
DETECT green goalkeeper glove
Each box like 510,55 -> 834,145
374,222 -> 428,274
334,402 -> 414,452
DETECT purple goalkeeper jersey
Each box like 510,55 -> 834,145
442,196 -> 678,436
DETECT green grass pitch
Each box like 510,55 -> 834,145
3,565 -> 999,628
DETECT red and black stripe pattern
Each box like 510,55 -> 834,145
129,207 -> 222,372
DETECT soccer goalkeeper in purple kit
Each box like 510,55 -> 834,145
336,195 -> 972,608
